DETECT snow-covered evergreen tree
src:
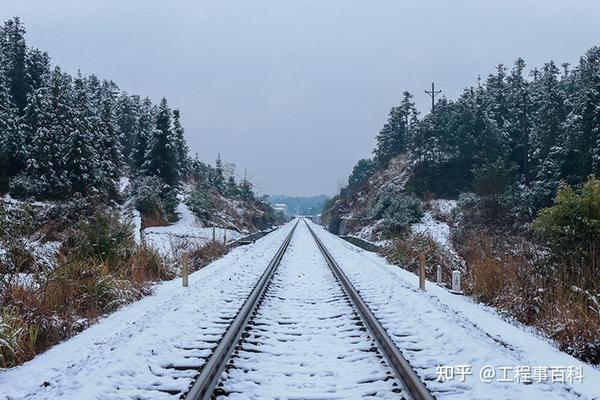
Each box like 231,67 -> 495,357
373,91 -> 418,165
19,67 -> 73,198
97,80 -> 123,195
0,60 -> 20,189
172,109 -> 189,176
529,61 -> 566,198
64,76 -> 101,196
141,97 -> 179,188
226,175 -> 239,198
212,153 -> 225,194
570,47 -> 600,177
506,58 -> 533,185
116,93 -> 141,165
130,97 -> 155,172
0,17 -> 29,114
239,176 -> 254,202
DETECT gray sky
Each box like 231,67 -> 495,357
1,1 -> 599,196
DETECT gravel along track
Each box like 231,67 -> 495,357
216,221 -> 404,399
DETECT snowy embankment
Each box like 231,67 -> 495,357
143,203 -> 243,258
119,179 -> 243,258
122,202 -> 243,258
309,221 -> 600,400
411,199 -> 457,249
0,223 -> 295,400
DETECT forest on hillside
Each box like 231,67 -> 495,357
329,46 -> 600,363
0,17 -> 278,225
0,17 -> 279,368
346,48 -> 600,216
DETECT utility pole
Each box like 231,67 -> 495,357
425,82 -> 442,113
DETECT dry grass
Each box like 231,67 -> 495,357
0,305 -> 38,367
385,232 -> 461,284
0,210 -> 178,368
386,223 -> 600,364
0,203 -> 237,369
140,210 -> 169,229
455,229 -> 600,364
189,241 -> 228,271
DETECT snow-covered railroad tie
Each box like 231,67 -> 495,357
184,219 -> 434,400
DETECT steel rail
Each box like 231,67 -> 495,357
304,219 -> 435,400
183,220 -> 299,400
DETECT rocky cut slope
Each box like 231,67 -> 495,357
324,154 -> 415,240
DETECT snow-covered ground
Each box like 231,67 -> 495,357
0,223 -> 295,400
412,212 -> 451,247
411,199 -> 458,249
220,222 -> 402,398
118,179 -> 244,257
309,221 -> 600,400
2,219 -> 599,399
142,203 -> 243,258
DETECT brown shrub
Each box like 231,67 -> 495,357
386,232 -> 460,284
189,241 -> 228,270
538,286 -> 600,364
454,228 -> 600,364
141,211 -> 168,229
130,246 -> 172,282
0,212 -> 174,368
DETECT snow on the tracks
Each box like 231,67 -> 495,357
0,222 -> 296,400
219,222 -> 401,398
308,220 -> 600,400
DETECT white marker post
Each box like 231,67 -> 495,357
419,253 -> 426,290
437,265 -> 442,284
451,270 -> 461,293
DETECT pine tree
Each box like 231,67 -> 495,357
347,158 -> 375,190
212,153 -> 225,193
65,76 -> 101,196
116,93 -> 141,164
0,61 -> 20,190
571,47 -> 600,176
30,67 -> 73,198
226,175 -> 239,198
484,65 -> 509,127
26,98 -> 66,198
25,48 -> 50,94
374,91 -> 418,165
506,58 -> 532,184
172,109 -> 189,176
130,97 -> 155,171
530,61 -> 566,187
0,18 -> 29,114
97,80 -> 123,195
142,97 -> 179,187
239,174 -> 254,202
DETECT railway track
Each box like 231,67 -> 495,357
181,218 -> 433,400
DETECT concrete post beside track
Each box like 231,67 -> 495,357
419,253 -> 426,290
182,253 -> 189,288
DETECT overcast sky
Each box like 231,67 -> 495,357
1,1 -> 599,196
